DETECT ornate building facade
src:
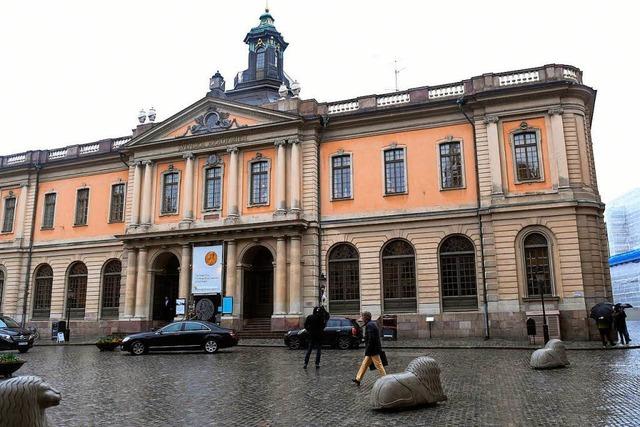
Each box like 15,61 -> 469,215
0,10 -> 610,340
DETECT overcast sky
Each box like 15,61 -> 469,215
1,1 -> 638,203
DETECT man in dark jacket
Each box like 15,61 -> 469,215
352,311 -> 386,385
303,307 -> 327,369
613,304 -> 631,345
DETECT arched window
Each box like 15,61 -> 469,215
382,240 -> 416,312
328,244 -> 360,314
101,260 -> 121,319
439,236 -> 478,311
524,233 -> 552,296
256,48 -> 265,79
33,264 -> 53,319
0,269 -> 4,313
67,262 -> 88,319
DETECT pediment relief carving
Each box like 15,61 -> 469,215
182,106 -> 248,137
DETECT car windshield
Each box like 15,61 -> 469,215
0,317 -> 20,328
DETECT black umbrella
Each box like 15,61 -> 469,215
619,303 -> 634,309
590,302 -> 614,320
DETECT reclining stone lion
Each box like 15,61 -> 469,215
530,338 -> 570,369
0,375 -> 61,427
371,356 -> 447,410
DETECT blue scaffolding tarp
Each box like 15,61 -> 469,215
609,248 -> 640,267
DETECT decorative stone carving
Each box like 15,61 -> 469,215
530,339 -> 570,369
0,376 -> 61,427
187,106 -> 246,136
483,115 -> 499,124
548,107 -> 564,116
370,356 -> 447,410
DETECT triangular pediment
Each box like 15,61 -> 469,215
127,96 -> 300,147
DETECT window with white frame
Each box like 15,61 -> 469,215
439,142 -> 464,189
2,197 -> 16,233
109,183 -> 125,223
524,232 -> 553,296
74,188 -> 89,226
384,148 -> 406,194
513,131 -> 541,181
331,154 -> 352,199
250,161 -> 269,205
42,193 -> 56,229
204,166 -> 223,210
161,172 -> 180,214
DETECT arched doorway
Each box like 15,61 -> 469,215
242,245 -> 274,319
151,252 -> 180,321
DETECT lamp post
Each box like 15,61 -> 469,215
536,272 -> 550,344
65,291 -> 74,342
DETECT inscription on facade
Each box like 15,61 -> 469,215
178,136 -> 248,152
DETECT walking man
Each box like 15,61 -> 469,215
613,304 -> 631,345
352,311 -> 386,386
303,307 -> 326,369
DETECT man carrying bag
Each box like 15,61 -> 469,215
352,311 -> 387,386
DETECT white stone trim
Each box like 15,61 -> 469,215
48,148 -> 68,160
79,144 -> 100,155
428,84 -> 464,99
498,71 -> 540,86
377,93 -> 410,107
327,101 -> 359,115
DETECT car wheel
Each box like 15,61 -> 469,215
130,341 -> 146,356
288,337 -> 302,350
337,336 -> 351,350
18,348 -> 29,354
204,339 -> 219,354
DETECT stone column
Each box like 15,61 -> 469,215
130,161 -> 143,226
14,183 -> 28,240
288,236 -> 302,315
483,115 -> 503,195
182,152 -> 195,222
179,244 -> 191,300
225,240 -> 237,302
274,140 -> 287,214
548,108 -> 570,189
124,248 -> 138,317
140,160 -> 154,225
226,147 -> 239,218
274,237 -> 287,314
289,139 -> 301,212
134,247 -> 149,319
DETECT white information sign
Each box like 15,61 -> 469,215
57,332 -> 65,343
192,245 -> 224,295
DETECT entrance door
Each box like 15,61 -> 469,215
151,252 -> 180,321
242,246 -> 274,319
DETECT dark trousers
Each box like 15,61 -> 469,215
304,338 -> 322,366
617,325 -> 631,344
599,328 -> 614,346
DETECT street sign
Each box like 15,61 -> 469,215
175,298 -> 186,316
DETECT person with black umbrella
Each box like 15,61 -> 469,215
613,303 -> 632,346
591,302 -> 616,348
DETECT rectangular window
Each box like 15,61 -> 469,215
331,155 -> 352,199
2,197 -> 16,233
384,148 -> 406,194
204,167 -> 222,210
109,184 -> 125,223
74,189 -> 89,225
256,51 -> 265,69
440,142 -> 463,189
162,172 -> 179,214
514,132 -> 541,181
42,193 -> 56,229
250,161 -> 269,205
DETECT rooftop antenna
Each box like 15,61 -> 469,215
265,0 -> 269,12
393,58 -> 406,92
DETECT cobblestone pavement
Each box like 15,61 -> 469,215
10,340 -> 640,426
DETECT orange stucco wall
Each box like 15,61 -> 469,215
34,170 -> 128,241
502,117 -> 552,193
0,187 -> 21,240
154,160 -> 185,223
164,113 -> 261,139
320,124 -> 477,216
241,147 -> 275,215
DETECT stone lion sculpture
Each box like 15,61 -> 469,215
530,339 -> 570,369
0,375 -> 61,427
371,356 -> 447,410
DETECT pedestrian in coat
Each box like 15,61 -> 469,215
303,307 -> 327,369
596,316 -> 615,347
613,304 -> 631,345
352,311 -> 386,386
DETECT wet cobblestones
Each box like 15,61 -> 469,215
11,341 -> 640,426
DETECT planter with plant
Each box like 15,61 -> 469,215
0,352 -> 26,378
95,336 -> 123,351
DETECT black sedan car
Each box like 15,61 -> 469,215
284,316 -> 363,350
121,320 -> 239,355
0,316 -> 36,353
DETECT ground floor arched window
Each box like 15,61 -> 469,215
101,260 -> 121,319
382,240 -> 417,312
33,264 -> 53,319
67,262 -> 88,319
328,244 -> 360,314
439,235 -> 478,311
524,232 -> 553,296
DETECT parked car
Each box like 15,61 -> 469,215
121,320 -> 239,355
284,316 -> 363,350
0,316 -> 36,353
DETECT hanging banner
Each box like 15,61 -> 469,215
192,245 -> 224,295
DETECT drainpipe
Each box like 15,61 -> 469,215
317,115 -> 329,306
20,162 -> 42,327
457,98 -> 490,340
